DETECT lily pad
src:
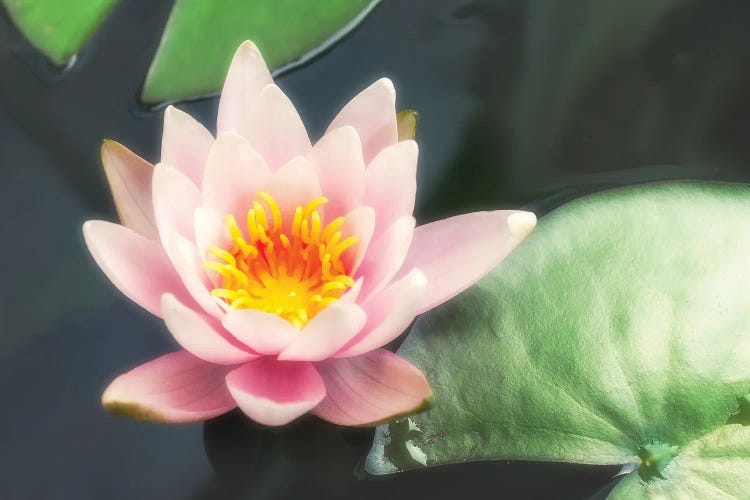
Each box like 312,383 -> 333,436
366,182 -> 750,498
142,0 -> 380,104
2,0 -> 119,65
609,425 -> 750,498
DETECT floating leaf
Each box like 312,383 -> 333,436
609,425 -> 750,498
366,182 -> 750,498
2,0 -> 119,65
142,0 -> 380,104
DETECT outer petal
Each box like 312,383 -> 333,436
202,132 -> 271,218
326,78 -> 398,164
264,156 -> 322,226
335,268 -> 426,358
277,303 -> 367,362
82,221 -> 186,317
400,210 -> 537,314
308,126 -> 365,219
152,163 -> 202,241
101,140 -> 157,239
226,358 -> 326,426
102,350 -> 236,423
161,106 -> 214,186
356,216 -> 416,299
247,84 -> 311,171
217,41 -> 273,138
313,349 -> 433,427
162,294 -> 257,365
222,309 -> 300,355
365,140 -> 418,236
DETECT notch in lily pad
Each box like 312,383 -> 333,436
728,394 -> 750,426
636,442 -> 678,481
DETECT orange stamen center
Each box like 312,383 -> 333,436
204,192 -> 357,329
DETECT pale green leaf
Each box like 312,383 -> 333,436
366,182 -> 750,498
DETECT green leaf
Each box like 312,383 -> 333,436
366,182 -> 750,497
2,0 -> 119,65
609,425 -> 750,499
142,0 -> 380,104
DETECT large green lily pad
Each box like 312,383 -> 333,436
366,182 -> 750,498
2,0 -> 119,65
142,0 -> 380,104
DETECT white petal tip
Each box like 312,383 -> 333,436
237,40 -> 260,53
411,268 -> 428,287
100,139 -> 117,155
329,125 -> 359,139
260,83 -> 283,97
377,77 -> 396,98
507,211 -> 537,241
402,139 -> 419,155
160,292 -> 178,308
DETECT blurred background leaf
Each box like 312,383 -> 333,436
141,0 -> 381,104
1,0 -> 119,65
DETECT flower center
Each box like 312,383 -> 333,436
204,192 -> 357,329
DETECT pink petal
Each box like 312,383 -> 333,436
193,207 -> 230,265
308,126 -> 365,219
247,84 -> 311,171
277,303 -> 367,362
365,140 -> 418,236
202,132 -> 271,218
225,358 -> 326,426
326,78 -> 398,164
162,294 -> 257,365
162,231 -> 224,318
222,309 -> 300,355
356,216 -> 416,299
335,268 -> 426,358
161,106 -> 214,186
101,140 -> 157,239
102,350 -> 236,423
313,349 -> 433,426
400,210 -> 537,314
264,156 -> 322,226
217,41 -> 273,138
340,277 -> 363,303
82,221 -> 187,317
152,163 -> 202,241
340,206 -> 375,273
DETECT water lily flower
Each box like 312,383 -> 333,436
83,40 -> 536,426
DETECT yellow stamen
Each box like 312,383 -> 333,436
204,192 -> 358,328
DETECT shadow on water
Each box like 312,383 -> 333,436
4,0 -> 750,498
198,410 -> 621,500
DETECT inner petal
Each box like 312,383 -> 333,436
204,191 -> 358,329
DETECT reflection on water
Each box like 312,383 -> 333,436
3,0 -> 750,497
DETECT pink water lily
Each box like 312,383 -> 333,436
84,41 -> 536,426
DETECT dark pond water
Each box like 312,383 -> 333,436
3,0 -> 750,498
